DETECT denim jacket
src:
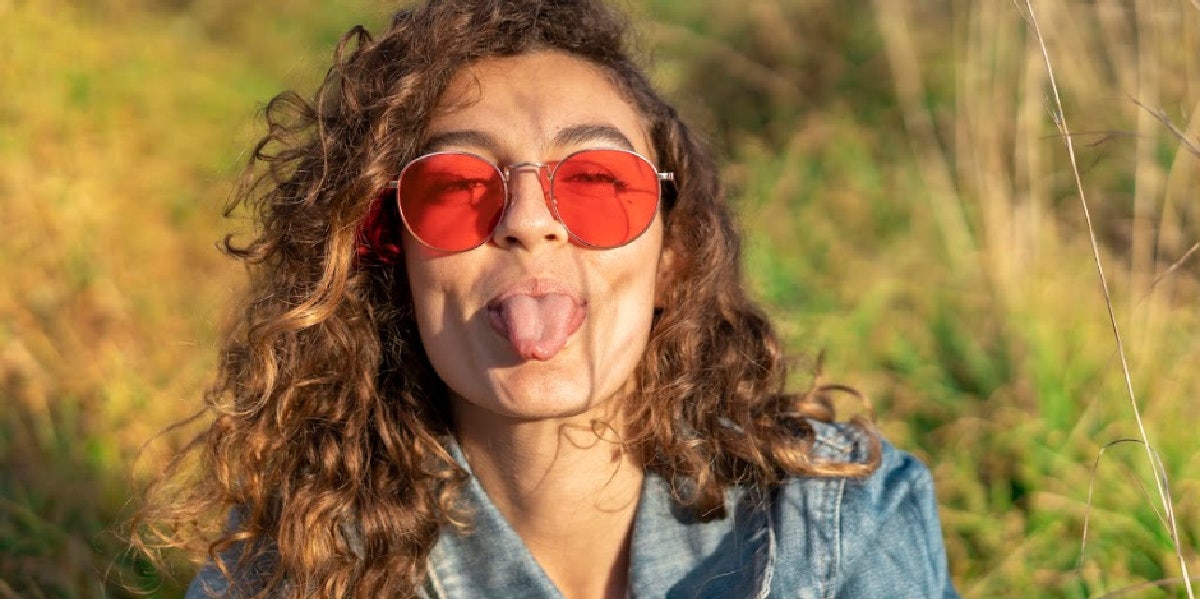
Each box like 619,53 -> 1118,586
188,421 -> 960,599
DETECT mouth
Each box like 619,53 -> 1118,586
486,278 -> 587,361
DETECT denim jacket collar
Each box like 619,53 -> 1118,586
627,476 -> 774,599
425,440 -> 776,599
186,422 -> 959,599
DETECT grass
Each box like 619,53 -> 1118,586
648,0 -> 1200,596
1,0 -> 1197,597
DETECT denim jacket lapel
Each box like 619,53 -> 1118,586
627,475 -> 775,599
426,439 -> 775,599
425,441 -> 566,599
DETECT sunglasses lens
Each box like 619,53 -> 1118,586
398,153 -> 505,252
552,149 -> 660,248
395,149 -> 662,252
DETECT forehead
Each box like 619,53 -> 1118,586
425,51 -> 652,158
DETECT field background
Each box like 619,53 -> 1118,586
1,0 -> 1198,597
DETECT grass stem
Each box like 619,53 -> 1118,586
1018,1 -> 1195,597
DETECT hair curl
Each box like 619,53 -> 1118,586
133,1 -> 880,597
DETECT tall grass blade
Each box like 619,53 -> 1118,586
1132,98 -> 1200,158
1148,242 -> 1200,296
1018,1 -> 1196,597
1079,440 -> 1173,573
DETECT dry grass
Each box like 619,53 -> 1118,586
1020,0 -> 1194,595
649,0 -> 1200,596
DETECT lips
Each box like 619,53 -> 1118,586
486,278 -> 587,361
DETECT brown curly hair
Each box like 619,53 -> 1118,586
132,1 -> 880,597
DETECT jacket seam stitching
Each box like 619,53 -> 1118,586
828,477 -> 846,599
757,494 -> 776,599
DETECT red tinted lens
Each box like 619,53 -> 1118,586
552,150 -> 660,247
397,153 -> 505,252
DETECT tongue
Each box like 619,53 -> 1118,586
494,294 -> 583,361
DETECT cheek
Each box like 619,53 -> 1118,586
401,242 -> 490,372
403,256 -> 485,403
589,233 -> 663,353
402,234 -> 474,325
403,253 -> 458,350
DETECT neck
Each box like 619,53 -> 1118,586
453,401 -> 642,599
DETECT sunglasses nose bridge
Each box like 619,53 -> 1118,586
491,161 -> 565,249
502,162 -> 549,180
501,162 -> 553,205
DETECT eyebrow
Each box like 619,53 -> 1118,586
420,130 -> 500,154
419,123 -> 636,155
551,124 -> 635,151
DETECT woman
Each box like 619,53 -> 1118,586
135,0 -> 959,597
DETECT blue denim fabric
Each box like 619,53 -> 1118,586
427,421 -> 959,599
187,420 -> 960,598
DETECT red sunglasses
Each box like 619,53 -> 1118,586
361,148 -> 674,257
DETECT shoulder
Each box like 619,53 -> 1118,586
771,420 -> 959,598
803,419 -> 936,517
804,418 -> 876,463
789,419 -> 936,510
773,419 -> 935,535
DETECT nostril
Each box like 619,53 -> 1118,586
503,231 -> 559,244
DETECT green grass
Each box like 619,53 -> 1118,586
2,0 -> 1198,597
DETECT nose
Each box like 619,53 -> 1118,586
491,166 -> 568,250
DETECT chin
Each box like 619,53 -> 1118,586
483,363 -> 614,421
440,354 -> 631,424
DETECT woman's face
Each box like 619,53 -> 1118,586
403,51 -> 667,423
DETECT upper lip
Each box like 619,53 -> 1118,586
485,277 -> 586,308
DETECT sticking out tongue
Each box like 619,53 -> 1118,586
490,293 -> 585,361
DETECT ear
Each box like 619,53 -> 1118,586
356,192 -> 404,266
654,245 -> 679,309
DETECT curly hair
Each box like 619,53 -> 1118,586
133,1 -> 880,597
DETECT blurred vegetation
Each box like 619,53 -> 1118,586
1,0 -> 1197,597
